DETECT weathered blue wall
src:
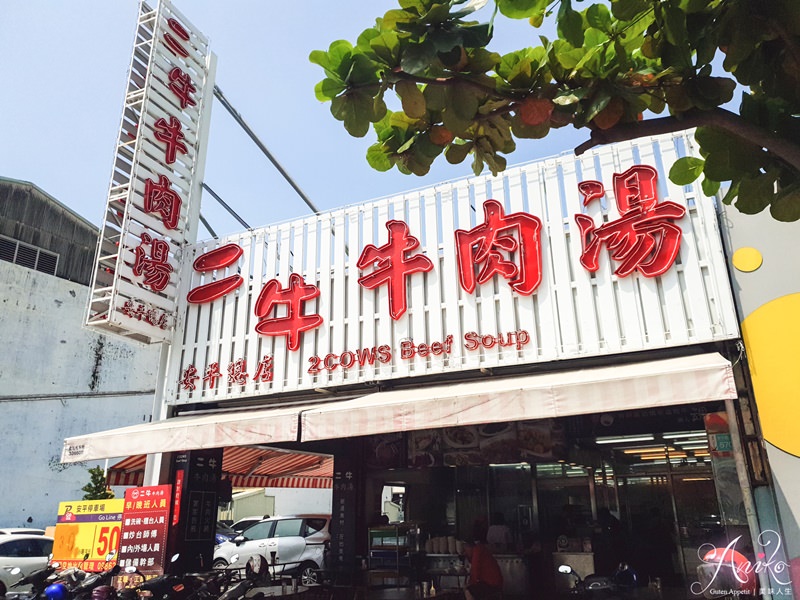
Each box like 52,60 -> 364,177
0,260 -> 160,527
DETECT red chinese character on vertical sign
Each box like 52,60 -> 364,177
168,67 -> 197,110
253,355 -> 274,382
455,199 -> 543,295
254,273 -> 323,351
153,116 -> 188,165
186,244 -> 244,304
227,359 -> 248,385
132,233 -> 173,292
180,365 -> 200,391
163,18 -> 190,58
203,362 -> 222,388
574,165 -> 686,278
357,220 -> 434,320
144,175 -> 182,230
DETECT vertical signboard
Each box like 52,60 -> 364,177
85,0 -> 215,344
117,485 -> 172,576
52,499 -> 124,571
330,452 -> 362,569
167,448 -> 222,573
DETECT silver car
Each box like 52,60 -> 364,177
213,515 -> 329,585
0,534 -> 54,596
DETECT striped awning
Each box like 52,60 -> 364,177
107,446 -> 333,488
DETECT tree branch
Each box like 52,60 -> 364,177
575,108 -> 800,173
391,68 -> 523,100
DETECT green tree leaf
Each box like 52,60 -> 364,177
610,0 -> 650,21
314,78 -> 346,102
367,143 -> 394,171
734,171 -> 779,214
701,177 -> 720,197
448,82 -> 481,121
770,183 -> 800,222
587,4 -> 612,32
558,0 -> 585,48
445,141 -> 474,164
331,92 -> 374,137
669,156 -> 705,185
396,80 -> 428,118
369,31 -> 402,67
496,0 -> 548,19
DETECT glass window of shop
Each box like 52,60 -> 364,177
362,401 -> 754,596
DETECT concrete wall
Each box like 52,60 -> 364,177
0,260 -> 160,528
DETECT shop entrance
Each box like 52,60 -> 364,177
359,402 -> 755,598
536,411 -> 750,597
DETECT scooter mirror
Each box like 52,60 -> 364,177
558,565 -> 574,575
124,566 -> 138,574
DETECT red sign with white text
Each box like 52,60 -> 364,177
117,485 -> 172,576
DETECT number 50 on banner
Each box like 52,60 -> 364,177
53,499 -> 124,571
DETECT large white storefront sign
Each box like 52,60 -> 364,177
85,0 -> 215,344
165,131 -> 739,405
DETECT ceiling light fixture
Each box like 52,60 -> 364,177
663,431 -> 707,439
595,434 -> 655,444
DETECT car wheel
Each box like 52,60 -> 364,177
213,559 -> 229,570
299,562 -> 320,586
0,582 -> 6,597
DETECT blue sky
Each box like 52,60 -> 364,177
1,1 -> 587,239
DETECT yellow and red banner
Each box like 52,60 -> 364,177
53,499 -> 124,571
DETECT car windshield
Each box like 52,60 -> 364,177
216,522 -> 237,536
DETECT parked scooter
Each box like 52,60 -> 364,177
118,554 -> 237,600
216,555 -> 272,600
7,563 -> 61,599
66,552 -> 121,600
558,562 -> 638,599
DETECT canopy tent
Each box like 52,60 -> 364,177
107,446 -> 332,488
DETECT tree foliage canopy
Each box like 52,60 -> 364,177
311,0 -> 800,220
82,466 -> 115,500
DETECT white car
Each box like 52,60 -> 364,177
0,529 -> 46,536
0,534 -> 54,596
231,515 -> 270,534
213,515 -> 329,585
